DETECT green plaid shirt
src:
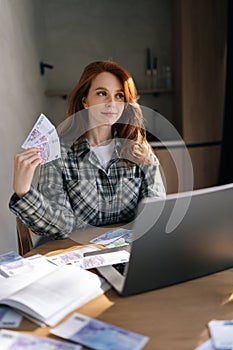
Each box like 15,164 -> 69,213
9,138 -> 165,239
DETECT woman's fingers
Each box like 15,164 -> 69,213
14,148 -> 42,163
14,152 -> 42,169
13,148 -> 43,198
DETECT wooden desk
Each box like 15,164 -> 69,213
22,238 -> 233,350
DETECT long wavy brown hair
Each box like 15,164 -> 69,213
66,60 -> 155,164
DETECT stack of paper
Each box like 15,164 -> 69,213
22,113 -> 61,164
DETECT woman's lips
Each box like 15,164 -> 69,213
101,111 -> 118,116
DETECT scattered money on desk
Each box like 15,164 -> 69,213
0,329 -> 82,350
51,312 -> 149,350
22,113 -> 61,164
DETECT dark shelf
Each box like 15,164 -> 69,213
138,88 -> 175,95
45,90 -> 69,99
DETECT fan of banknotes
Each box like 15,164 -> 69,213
22,114 -> 61,164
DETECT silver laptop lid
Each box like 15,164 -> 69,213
116,183 -> 233,296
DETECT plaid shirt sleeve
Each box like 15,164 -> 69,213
9,143 -> 166,238
139,150 -> 166,200
9,159 -> 80,239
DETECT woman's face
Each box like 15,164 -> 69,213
83,72 -> 125,128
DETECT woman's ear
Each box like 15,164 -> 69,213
82,97 -> 88,109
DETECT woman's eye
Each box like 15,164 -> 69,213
116,93 -> 124,100
97,91 -> 107,97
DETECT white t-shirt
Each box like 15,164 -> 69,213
91,139 -> 115,169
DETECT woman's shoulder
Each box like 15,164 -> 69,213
143,141 -> 160,166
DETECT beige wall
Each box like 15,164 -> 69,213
0,0 -> 48,254
38,0 -> 174,126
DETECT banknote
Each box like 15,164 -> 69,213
0,251 -> 22,265
194,339 -> 214,350
71,249 -> 130,269
22,114 -> 61,164
208,320 -> 233,350
47,247 -> 129,270
0,258 -> 34,277
35,134 -> 60,163
81,250 -> 130,269
51,312 -> 149,350
22,114 -> 55,148
90,228 -> 133,247
47,246 -> 100,266
0,329 -> 81,350
0,251 -> 34,277
0,306 -> 22,328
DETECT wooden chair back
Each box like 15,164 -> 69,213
16,217 -> 33,256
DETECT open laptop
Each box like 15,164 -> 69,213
95,183 -> 233,296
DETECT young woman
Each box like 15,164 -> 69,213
9,61 -> 165,239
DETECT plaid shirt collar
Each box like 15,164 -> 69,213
71,128 -> 122,161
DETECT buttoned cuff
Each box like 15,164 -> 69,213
9,187 -> 41,215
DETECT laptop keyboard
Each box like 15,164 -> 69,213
112,262 -> 127,275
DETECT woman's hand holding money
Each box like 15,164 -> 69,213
13,148 -> 42,198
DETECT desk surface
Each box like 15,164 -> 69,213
22,238 -> 233,350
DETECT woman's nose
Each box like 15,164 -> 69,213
105,94 -> 115,105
